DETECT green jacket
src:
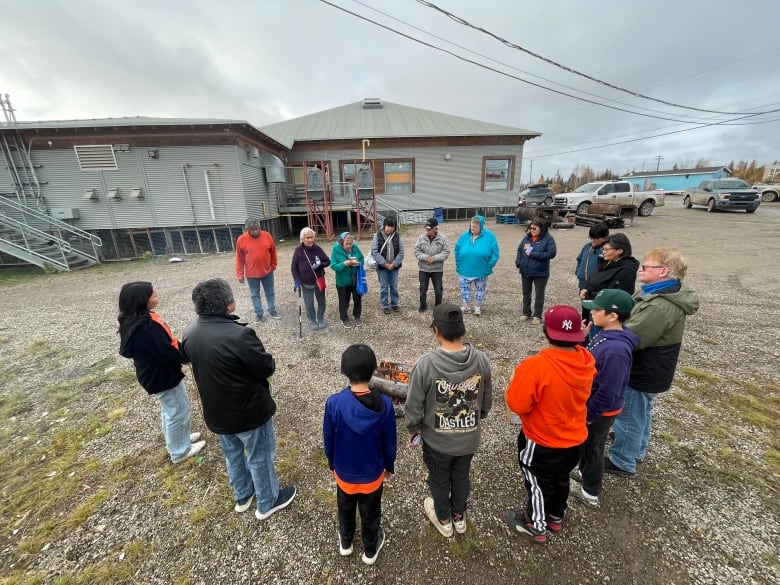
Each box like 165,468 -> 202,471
330,242 -> 365,287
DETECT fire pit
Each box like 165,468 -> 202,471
369,360 -> 412,416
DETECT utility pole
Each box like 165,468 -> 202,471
655,155 -> 664,171
528,159 -> 533,184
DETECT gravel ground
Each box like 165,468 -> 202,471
1,201 -> 778,584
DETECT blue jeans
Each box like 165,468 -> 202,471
609,386 -> 656,473
301,283 -> 326,326
247,272 -> 276,317
154,379 -> 192,462
218,419 -> 280,512
377,268 -> 399,308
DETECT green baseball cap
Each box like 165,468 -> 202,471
582,289 -> 635,313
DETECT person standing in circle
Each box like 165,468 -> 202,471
235,218 -> 282,322
516,220 -> 557,325
331,232 -> 365,329
414,217 -> 450,312
454,215 -> 499,316
371,218 -> 405,315
291,227 -> 330,331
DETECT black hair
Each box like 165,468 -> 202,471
434,320 -> 466,341
340,344 -> 377,384
117,281 -> 153,345
589,223 -> 609,239
606,233 -> 632,258
528,219 -> 549,235
383,217 -> 397,229
191,278 -> 234,315
541,325 -> 580,348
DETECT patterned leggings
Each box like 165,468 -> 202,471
458,276 -> 488,306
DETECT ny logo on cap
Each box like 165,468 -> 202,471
561,319 -> 574,331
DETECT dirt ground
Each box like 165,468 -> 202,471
0,199 -> 778,584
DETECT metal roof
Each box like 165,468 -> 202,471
260,100 -> 541,148
0,116 -> 252,130
623,166 -> 730,178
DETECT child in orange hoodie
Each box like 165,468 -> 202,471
503,305 -> 596,544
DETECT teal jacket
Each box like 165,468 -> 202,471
454,215 -> 500,278
331,242 -> 365,287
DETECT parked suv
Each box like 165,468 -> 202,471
518,183 -> 555,207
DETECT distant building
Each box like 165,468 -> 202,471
763,164 -> 780,182
621,166 -> 731,194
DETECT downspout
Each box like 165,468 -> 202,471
181,164 -> 197,223
204,169 -> 216,221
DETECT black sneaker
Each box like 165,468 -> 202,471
268,310 -> 283,320
603,457 -> 636,478
502,510 -> 547,544
391,306 -> 400,313
383,308 -> 391,315
255,485 -> 296,520
418,305 -> 427,313
341,319 -> 352,329
361,526 -> 385,565
354,318 -> 363,328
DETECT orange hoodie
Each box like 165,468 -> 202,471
235,231 -> 278,279
505,346 -> 595,448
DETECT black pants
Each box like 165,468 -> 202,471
517,432 -> 580,533
336,284 -> 362,322
521,275 -> 549,318
422,443 -> 474,521
578,414 -> 616,496
418,271 -> 443,309
337,484 -> 382,556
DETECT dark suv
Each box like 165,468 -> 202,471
518,183 -> 554,207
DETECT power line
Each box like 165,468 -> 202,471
416,0 -> 777,117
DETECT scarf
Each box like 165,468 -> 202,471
641,280 -> 679,295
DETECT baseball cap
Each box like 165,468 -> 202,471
431,303 -> 463,328
424,217 -> 438,229
582,289 -> 635,313
543,305 -> 584,343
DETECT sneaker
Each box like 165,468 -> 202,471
418,304 -> 427,313
338,535 -> 353,557
603,457 -> 636,478
172,440 -> 206,464
424,497 -> 453,538
309,321 -> 320,330
452,513 -> 467,535
341,319 -> 352,329
473,306 -> 481,316
502,509 -> 547,544
354,318 -> 363,328
268,310 -> 283,320
317,320 -> 327,329
531,317 -> 542,325
255,485 -> 296,520
254,313 -> 265,323
573,485 -> 599,507
461,305 -> 471,314
234,493 -> 255,513
570,467 -> 582,482
520,315 -> 531,322
383,308 -> 391,315
391,306 -> 400,313
361,526 -> 385,565
546,513 -> 563,532
189,432 -> 202,443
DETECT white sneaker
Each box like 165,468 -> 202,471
461,305 -> 471,314
574,485 -> 599,507
172,440 -> 206,464
532,317 -> 542,325
339,534 -> 353,556
424,497 -> 453,538
234,493 -> 255,513
189,432 -> 201,443
361,526 -> 385,565
453,513 -> 467,534
473,306 -> 481,316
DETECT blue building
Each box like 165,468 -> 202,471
621,166 -> 731,194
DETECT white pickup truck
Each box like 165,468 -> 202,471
553,180 -> 666,216
752,183 -> 779,203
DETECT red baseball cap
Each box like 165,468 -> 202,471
543,305 -> 584,343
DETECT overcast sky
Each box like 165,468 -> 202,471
2,0 -> 779,182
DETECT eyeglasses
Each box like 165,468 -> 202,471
602,246 -> 614,251
641,264 -> 665,271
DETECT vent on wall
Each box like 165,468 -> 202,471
108,187 -> 121,201
130,187 -> 144,200
74,145 -> 118,171
83,188 -> 98,201
362,98 -> 383,109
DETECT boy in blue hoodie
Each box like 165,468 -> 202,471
323,344 -> 397,565
571,289 -> 639,507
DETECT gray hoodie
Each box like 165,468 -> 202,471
405,343 -> 492,456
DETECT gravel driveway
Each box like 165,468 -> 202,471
1,200 -> 778,584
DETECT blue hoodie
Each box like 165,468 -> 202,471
454,215 -> 500,278
323,387 -> 397,484
585,327 -> 640,422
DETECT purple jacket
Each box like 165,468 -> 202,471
291,243 -> 330,286
585,328 -> 640,422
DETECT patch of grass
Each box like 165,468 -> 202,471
0,364 -> 22,386
679,366 -> 720,385
189,506 -> 214,524
449,533 -> 495,558
311,487 -> 336,507
0,265 -> 47,285
765,448 -> 780,476
55,538 -> 149,584
0,389 -> 33,417
64,490 -> 111,530
724,392 -> 773,428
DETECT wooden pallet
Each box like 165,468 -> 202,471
496,214 -> 520,224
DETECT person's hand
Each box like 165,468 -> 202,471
385,263 -> 394,270
426,256 -> 433,264
408,433 -> 422,448
294,281 -> 301,292
582,319 -> 593,336
384,470 -> 393,480
238,277 -> 245,284
579,289 -> 587,300
525,245 -> 533,256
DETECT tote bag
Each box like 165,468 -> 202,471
355,263 -> 369,296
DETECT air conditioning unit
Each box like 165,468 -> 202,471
51,208 -> 80,220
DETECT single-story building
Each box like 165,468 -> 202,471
621,166 -> 731,194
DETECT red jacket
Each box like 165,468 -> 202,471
505,346 -> 595,448
235,231 -> 277,279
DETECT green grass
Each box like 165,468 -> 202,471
0,389 -> 33,417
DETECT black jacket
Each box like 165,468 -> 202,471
119,317 -> 186,395
584,256 -> 639,299
181,314 -> 276,434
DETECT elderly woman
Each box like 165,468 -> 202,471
515,219 -> 557,324
291,227 -> 331,331
453,215 -> 500,316
331,232 -> 365,329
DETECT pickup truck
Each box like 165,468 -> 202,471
751,183 -> 779,202
553,180 -> 665,216
683,179 -> 760,213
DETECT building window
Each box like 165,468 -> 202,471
482,156 -> 515,191
384,161 -> 412,194
341,159 -> 413,195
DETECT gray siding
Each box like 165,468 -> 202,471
237,148 -> 277,220
286,144 -> 524,209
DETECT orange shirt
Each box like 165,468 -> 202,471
235,231 -> 278,279
505,346 -> 595,448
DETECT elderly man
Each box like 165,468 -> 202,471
606,248 -> 699,478
235,218 -> 281,322
413,217 -> 450,312
181,278 -> 296,519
